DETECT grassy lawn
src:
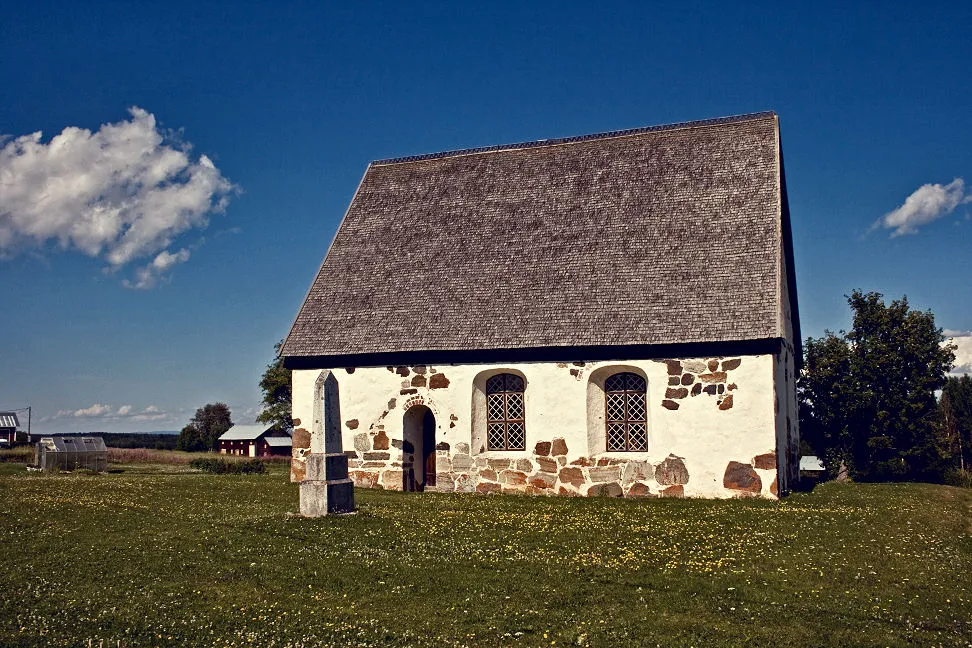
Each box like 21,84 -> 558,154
0,465 -> 968,647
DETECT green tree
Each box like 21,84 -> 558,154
798,332 -> 854,472
798,290 -> 955,481
176,423 -> 204,452
176,403 -> 233,452
940,375 -> 972,472
257,341 -> 292,433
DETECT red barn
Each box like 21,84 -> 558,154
217,425 -> 292,457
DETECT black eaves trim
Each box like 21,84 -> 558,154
282,338 -> 784,370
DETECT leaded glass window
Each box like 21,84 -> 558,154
605,372 -> 648,451
485,373 -> 526,451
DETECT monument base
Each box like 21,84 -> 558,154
299,479 -> 355,516
299,452 -> 356,517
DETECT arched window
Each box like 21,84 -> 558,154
605,372 -> 647,451
486,373 -> 526,451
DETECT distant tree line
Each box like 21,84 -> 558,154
27,432 -> 178,451
799,290 -> 971,485
102,433 -> 179,451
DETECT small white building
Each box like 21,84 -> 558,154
281,112 -> 801,499
0,412 -> 20,445
799,455 -> 827,483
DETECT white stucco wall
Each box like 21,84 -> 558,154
291,354 -> 783,498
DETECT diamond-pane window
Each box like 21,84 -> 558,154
605,372 -> 648,452
485,373 -> 526,450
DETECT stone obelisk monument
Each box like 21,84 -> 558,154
299,370 -> 355,516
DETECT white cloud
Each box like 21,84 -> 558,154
944,330 -> 972,375
45,403 -> 167,422
66,403 -> 114,418
0,107 -> 237,286
128,409 -> 169,423
123,247 -> 191,289
872,178 -> 971,237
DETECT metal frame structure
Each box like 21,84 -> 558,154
34,436 -> 108,472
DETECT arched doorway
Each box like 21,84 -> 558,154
402,405 -> 436,492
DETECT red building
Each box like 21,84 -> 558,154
217,425 -> 292,457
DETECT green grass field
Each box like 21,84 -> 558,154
0,462 -> 968,647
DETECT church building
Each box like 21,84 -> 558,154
281,112 -> 800,498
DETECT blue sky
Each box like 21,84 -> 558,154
1,1 -> 970,433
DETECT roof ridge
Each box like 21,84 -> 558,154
371,111 -> 777,166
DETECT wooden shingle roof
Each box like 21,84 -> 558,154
283,112 -> 798,363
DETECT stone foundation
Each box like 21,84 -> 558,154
340,433 -> 780,499
299,451 -> 354,516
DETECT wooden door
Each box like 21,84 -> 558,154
423,409 -> 436,487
